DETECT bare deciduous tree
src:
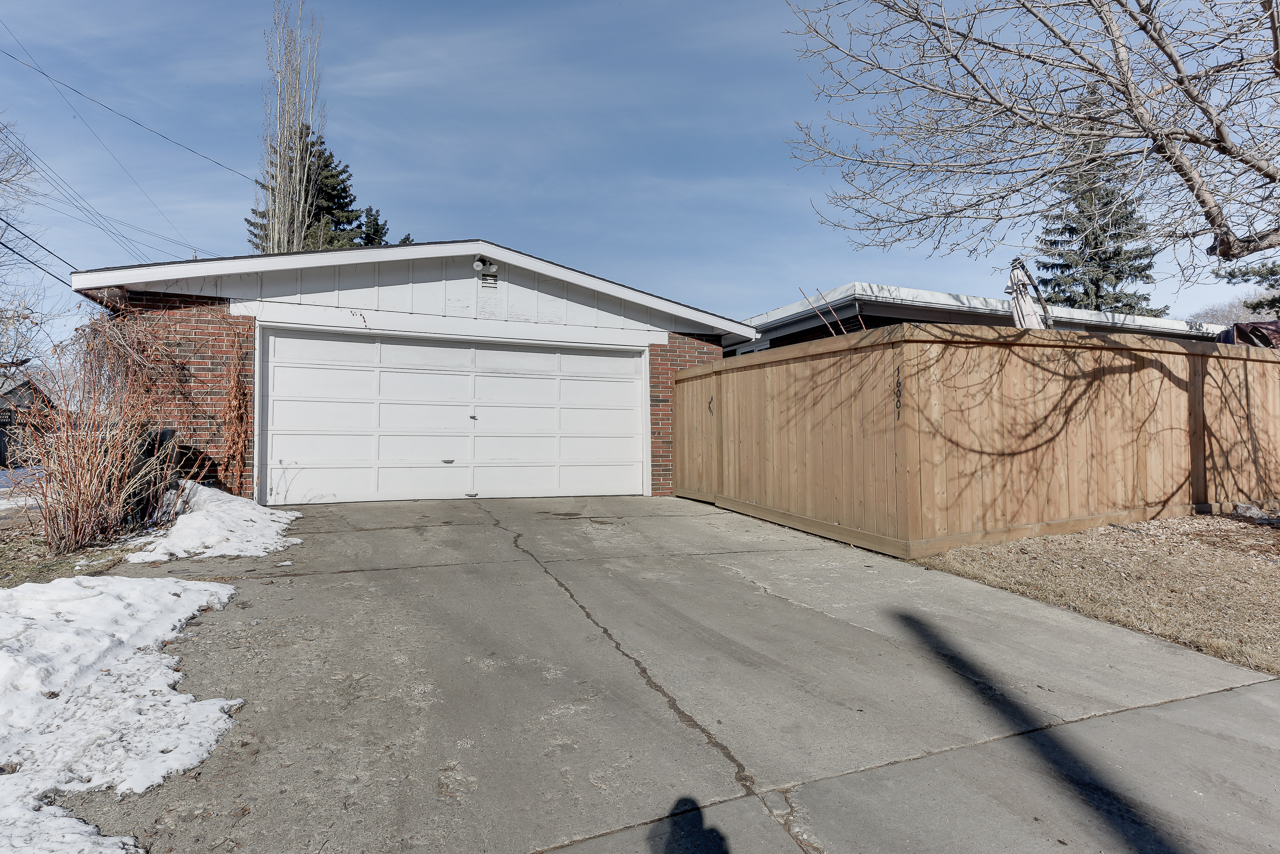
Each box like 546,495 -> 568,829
0,114 -> 80,369
1186,290 -> 1273,325
791,0 -> 1280,268
249,0 -> 325,254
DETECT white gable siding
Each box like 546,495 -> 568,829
138,255 -> 718,339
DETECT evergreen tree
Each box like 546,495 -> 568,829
1214,261 -> 1280,318
247,128 -> 411,253
1034,142 -> 1166,317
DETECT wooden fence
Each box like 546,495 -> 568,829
674,323 -> 1280,558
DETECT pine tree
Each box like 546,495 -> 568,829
1034,143 -> 1167,317
302,136 -> 361,250
247,129 -> 411,253
1214,261 -> 1280,318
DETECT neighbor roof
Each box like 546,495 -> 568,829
70,239 -> 757,339
746,280 -> 1223,342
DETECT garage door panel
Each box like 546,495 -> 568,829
273,365 -> 375,398
474,465 -> 558,492
271,433 -> 374,462
273,400 -> 375,429
475,374 -> 557,403
474,435 -> 557,461
560,464 -> 641,494
381,340 -> 472,369
273,466 -> 375,503
561,436 -> 639,460
379,434 -> 470,462
561,378 -> 637,406
474,405 -> 557,432
476,346 -> 557,373
379,402 -> 473,430
378,466 -> 471,495
274,333 -> 375,365
380,370 -> 471,401
265,331 -> 645,503
560,407 -> 638,433
561,350 -> 638,376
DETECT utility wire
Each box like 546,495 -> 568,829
24,198 -> 189,261
0,239 -> 70,286
0,213 -> 73,267
0,43 -> 253,182
1,20 -> 191,250
0,124 -> 150,263
28,191 -> 216,257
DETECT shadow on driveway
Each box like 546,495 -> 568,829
646,798 -> 730,854
895,612 -> 1190,854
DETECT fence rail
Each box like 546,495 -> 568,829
674,323 -> 1280,557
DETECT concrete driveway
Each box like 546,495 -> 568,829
71,496 -> 1278,853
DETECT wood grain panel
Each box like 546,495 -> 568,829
673,323 -> 1280,556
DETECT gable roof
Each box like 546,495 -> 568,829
70,239 -> 756,339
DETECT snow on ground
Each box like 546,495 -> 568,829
126,481 -> 300,564
0,492 -> 31,512
0,576 -> 238,852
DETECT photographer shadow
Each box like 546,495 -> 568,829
646,797 -> 730,854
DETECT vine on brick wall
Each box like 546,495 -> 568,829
219,340 -> 251,496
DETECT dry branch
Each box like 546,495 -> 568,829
791,0 -> 1280,268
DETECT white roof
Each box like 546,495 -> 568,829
747,280 -> 1224,339
71,239 -> 756,339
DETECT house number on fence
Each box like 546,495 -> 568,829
894,366 -> 902,421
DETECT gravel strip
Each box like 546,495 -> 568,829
917,514 -> 1280,676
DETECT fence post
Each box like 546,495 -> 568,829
1189,354 -> 1207,505
714,366 -> 723,499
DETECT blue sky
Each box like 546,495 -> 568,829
0,0 -> 1236,324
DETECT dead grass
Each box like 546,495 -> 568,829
917,514 -> 1280,676
0,513 -> 135,589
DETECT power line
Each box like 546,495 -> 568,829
0,124 -> 151,263
0,239 -> 70,286
1,20 -> 192,250
0,213 -> 73,267
0,42 -> 254,182
27,190 -> 217,257
25,197 -> 191,261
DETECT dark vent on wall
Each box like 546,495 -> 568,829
480,273 -> 499,286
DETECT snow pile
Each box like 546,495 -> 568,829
126,481 -> 300,564
0,576 -> 239,852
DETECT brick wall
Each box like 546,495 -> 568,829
109,291 -> 257,497
649,332 -> 722,496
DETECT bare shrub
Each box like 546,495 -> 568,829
11,312 -> 199,554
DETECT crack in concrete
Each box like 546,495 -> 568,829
540,545 -> 830,565
202,556 -> 534,580
768,789 -> 824,854
285,522 -> 493,535
718,564 -> 1075,726
475,503 -> 758,797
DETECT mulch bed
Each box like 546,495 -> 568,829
917,514 -> 1280,676
0,512 -> 134,589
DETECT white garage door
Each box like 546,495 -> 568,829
262,330 -> 645,504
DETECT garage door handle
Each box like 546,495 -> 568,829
442,459 -> 454,464
469,415 -> 478,420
